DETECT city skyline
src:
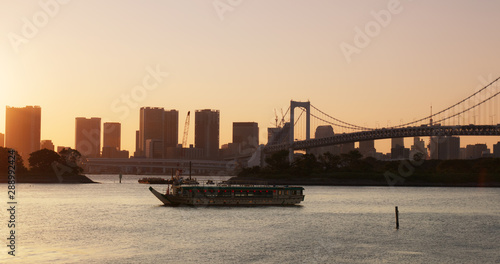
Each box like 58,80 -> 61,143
1,1 -> 500,154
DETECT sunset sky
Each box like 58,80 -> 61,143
1,0 -> 500,154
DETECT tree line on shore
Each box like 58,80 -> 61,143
0,147 -> 83,176
238,150 -> 500,180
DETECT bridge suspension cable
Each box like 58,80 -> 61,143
394,76 -> 500,128
310,104 -> 373,131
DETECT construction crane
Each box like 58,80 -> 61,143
182,111 -> 190,148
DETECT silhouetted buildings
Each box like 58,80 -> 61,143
195,109 -> 220,160
359,140 -> 376,158
411,137 -> 427,159
428,136 -> 460,160
464,143 -> 489,159
103,122 -> 121,150
494,142 -> 500,158
5,106 -> 41,162
311,125 -> 340,156
40,140 -> 54,151
102,122 -> 128,158
233,122 -> 259,149
0,133 -> 4,147
138,107 -> 179,159
391,138 -> 409,160
75,117 -> 101,158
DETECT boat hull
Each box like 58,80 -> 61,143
149,186 -> 304,206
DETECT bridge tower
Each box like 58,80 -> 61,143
289,100 -> 311,163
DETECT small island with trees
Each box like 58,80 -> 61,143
0,147 -> 95,184
233,150 -> 500,187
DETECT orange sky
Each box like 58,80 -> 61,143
1,0 -> 500,154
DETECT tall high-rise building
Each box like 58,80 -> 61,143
103,122 -> 121,150
139,107 -> 164,157
0,133 -> 4,147
40,140 -> 54,151
5,106 -> 41,161
311,125 -> 340,156
163,109 -> 179,150
391,138 -> 404,148
411,137 -> 428,159
359,140 -> 376,158
195,109 -> 220,160
493,142 -> 500,158
233,122 -> 259,149
134,130 -> 140,157
138,107 -> 179,158
75,117 -> 101,158
437,136 -> 460,160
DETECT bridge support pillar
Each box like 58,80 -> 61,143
289,100 -> 311,163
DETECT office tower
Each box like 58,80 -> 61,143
40,140 -> 54,151
163,109 -> 179,153
437,136 -> 460,160
233,122 -> 259,149
0,133 -> 4,147
311,125 -> 340,156
75,117 -> 101,158
195,109 -> 220,160
359,140 -> 376,158
5,106 -> 41,161
494,142 -> 500,158
465,144 -> 488,159
134,130 -> 140,157
391,138 -> 407,160
139,107 -> 179,159
392,138 -> 404,148
139,107 -> 164,157
411,137 -> 428,160
103,122 -> 121,150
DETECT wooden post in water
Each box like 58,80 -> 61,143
395,206 -> 399,229
119,173 -> 122,184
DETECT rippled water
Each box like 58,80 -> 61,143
1,174 -> 499,263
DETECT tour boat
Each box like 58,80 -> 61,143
149,179 -> 305,206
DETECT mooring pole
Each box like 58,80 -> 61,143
119,173 -> 122,184
395,206 -> 399,229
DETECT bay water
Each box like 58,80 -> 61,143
1,174 -> 499,263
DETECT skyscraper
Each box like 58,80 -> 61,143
0,133 -> 4,147
233,122 -> 259,149
139,107 -> 179,158
75,117 -> 101,158
195,109 -> 220,160
311,125 -> 340,156
103,122 -> 121,150
359,140 -> 376,158
163,109 -> 179,150
139,107 -> 164,157
5,106 -> 41,161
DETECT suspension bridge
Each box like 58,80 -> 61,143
262,77 -> 500,162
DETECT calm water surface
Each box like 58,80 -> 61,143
1,174 -> 499,263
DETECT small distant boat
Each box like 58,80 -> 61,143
149,179 -> 305,206
138,177 -> 172,184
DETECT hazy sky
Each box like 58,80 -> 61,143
1,0 -> 500,154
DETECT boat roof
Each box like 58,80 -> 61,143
178,185 -> 304,191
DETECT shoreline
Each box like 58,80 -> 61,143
228,176 -> 500,188
0,173 -> 97,184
